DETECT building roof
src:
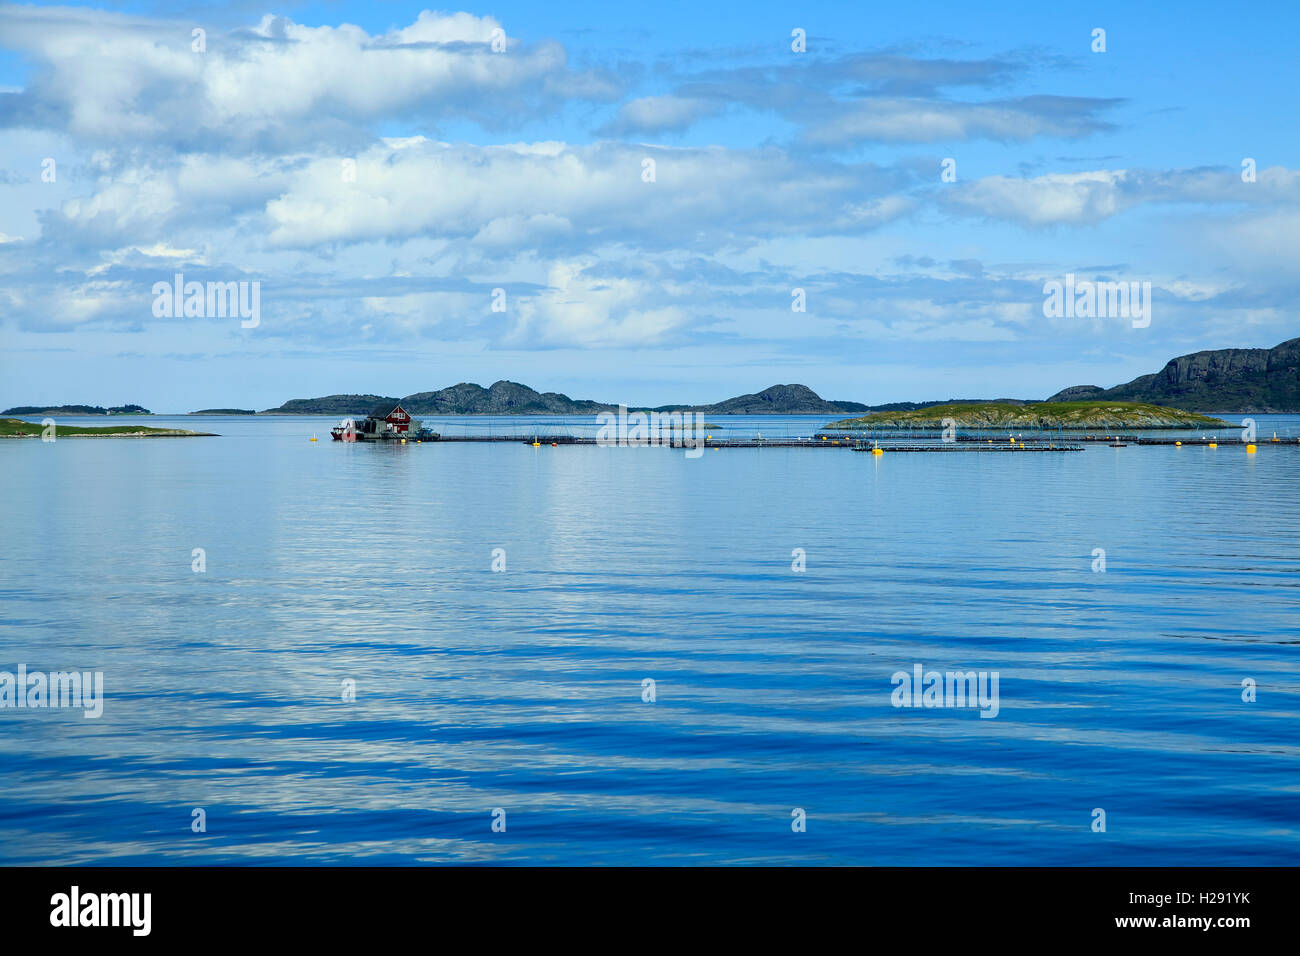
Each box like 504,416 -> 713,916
367,402 -> 406,420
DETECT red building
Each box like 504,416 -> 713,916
365,402 -> 411,434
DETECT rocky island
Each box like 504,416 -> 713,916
261,382 -> 867,416
2,404 -> 151,415
825,401 -> 1230,430
1048,336 -> 1300,413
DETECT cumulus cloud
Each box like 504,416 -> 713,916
799,95 -> 1118,145
29,137 -> 917,254
660,52 -> 1118,146
0,7 -> 619,149
504,260 -> 696,348
597,95 -> 723,136
942,166 -> 1300,226
254,139 -> 916,248
944,170 -> 1132,225
2,5 -> 1298,370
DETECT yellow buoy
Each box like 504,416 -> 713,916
309,437 -> 317,442
1175,441 -> 1182,446
532,441 -> 540,446
400,438 -> 406,444
872,448 -> 883,456
1247,444 -> 1257,453
1208,442 -> 1217,448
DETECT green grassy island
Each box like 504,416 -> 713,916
825,401 -> 1231,430
0,418 -> 215,438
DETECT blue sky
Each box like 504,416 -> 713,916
0,1 -> 1296,411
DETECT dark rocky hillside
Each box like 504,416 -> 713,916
1047,337 -> 1300,412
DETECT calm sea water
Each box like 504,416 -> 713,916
2,414 -> 1298,865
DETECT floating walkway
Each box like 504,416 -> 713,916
1135,436 -> 1300,446
378,433 -> 1300,452
850,443 -> 1082,453
355,419 -> 1298,453
396,434 -> 1085,451
820,432 -> 1137,444
376,432 -> 1298,452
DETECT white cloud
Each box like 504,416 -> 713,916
944,170 -> 1131,225
803,97 -> 1111,145
261,140 -> 912,248
944,166 -> 1300,226
600,95 -> 721,135
0,8 -> 616,148
2,7 -> 1296,371
505,260 -> 693,348
472,213 -> 573,247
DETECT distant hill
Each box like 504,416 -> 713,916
190,408 -> 255,415
861,398 -> 1035,412
827,401 -> 1228,430
2,404 -> 150,415
646,384 -> 868,415
400,381 -> 611,415
261,394 -> 399,415
261,382 -> 868,415
1047,337 -> 1300,412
